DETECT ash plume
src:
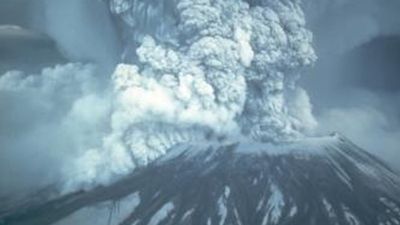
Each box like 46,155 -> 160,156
1,0 -> 317,192
64,0 -> 317,191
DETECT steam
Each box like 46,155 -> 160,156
60,0 -> 317,190
0,64 -> 110,196
1,0 -> 317,192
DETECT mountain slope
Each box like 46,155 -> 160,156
1,134 -> 400,225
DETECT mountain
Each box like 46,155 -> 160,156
1,134 -> 400,225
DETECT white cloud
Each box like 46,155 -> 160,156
0,63 -> 110,196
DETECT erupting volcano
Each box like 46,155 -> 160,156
0,0 -> 399,225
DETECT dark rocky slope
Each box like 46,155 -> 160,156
1,134 -> 400,225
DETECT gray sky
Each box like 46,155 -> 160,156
0,0 -> 33,26
302,0 -> 400,170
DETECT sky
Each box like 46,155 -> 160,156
302,0 -> 400,168
0,0 -> 399,198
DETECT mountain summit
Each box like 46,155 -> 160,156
1,134 -> 400,225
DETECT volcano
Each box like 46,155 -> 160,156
1,134 -> 400,225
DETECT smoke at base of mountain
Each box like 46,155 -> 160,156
0,64 -> 110,196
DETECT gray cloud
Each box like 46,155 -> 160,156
0,25 -> 66,73
0,63 -> 110,198
0,0 -> 35,27
0,0 -> 122,198
39,0 -> 122,69
0,0 -> 122,71
302,0 -> 400,170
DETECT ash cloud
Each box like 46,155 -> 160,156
1,0 -> 318,194
62,0 -> 317,191
0,64 -> 110,197
0,0 -> 121,197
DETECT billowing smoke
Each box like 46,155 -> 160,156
60,0 -> 317,191
1,0 -> 317,193
0,0 -> 122,196
0,64 -> 110,196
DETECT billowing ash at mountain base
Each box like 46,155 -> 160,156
61,0 -> 317,190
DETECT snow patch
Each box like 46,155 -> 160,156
289,206 -> 298,217
181,208 -> 195,222
342,205 -> 360,225
262,183 -> 284,225
322,198 -> 336,219
217,186 -> 231,225
149,202 -> 175,225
